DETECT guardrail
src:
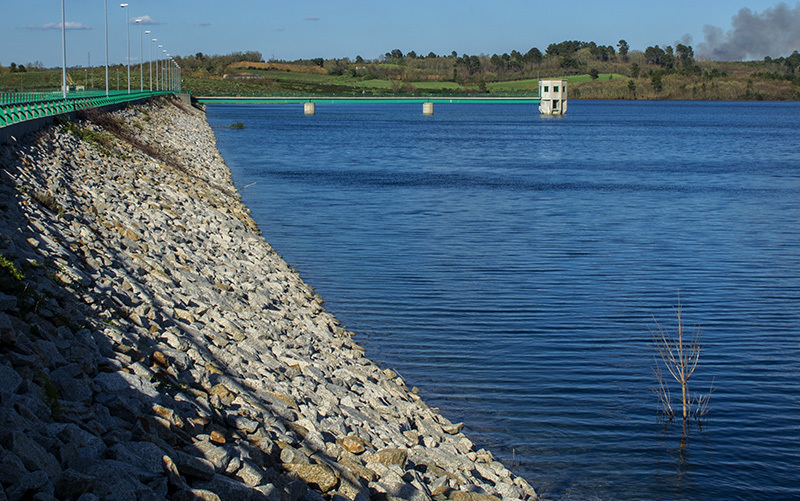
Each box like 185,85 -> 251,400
0,90 -> 175,128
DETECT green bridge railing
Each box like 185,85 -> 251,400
0,90 -> 175,128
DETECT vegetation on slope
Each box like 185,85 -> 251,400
2,42 -> 799,100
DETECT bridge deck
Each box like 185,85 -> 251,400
196,96 -> 541,105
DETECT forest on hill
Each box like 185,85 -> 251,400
2,40 -> 800,100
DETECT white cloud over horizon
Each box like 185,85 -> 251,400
130,15 -> 161,26
26,22 -> 92,31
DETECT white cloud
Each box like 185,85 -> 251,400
26,22 -> 92,31
131,15 -> 161,26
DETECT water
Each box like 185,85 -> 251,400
207,100 -> 800,500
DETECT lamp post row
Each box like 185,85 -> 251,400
60,1 -> 180,97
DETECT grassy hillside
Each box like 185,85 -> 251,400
3,46 -> 799,100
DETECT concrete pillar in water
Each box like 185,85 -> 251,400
304,102 -> 316,115
423,102 -> 434,116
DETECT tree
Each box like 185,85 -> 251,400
560,55 -> 583,70
651,72 -> 663,92
525,47 -> 543,64
630,62 -> 640,79
675,44 -> 694,64
589,68 -> 599,80
788,51 -> 800,72
650,298 -> 713,424
454,54 -> 482,78
618,39 -> 629,61
627,79 -> 636,97
355,55 -> 364,64
546,40 -> 590,57
590,44 -> 615,61
662,46 -> 675,69
645,45 -> 666,66
470,55 -> 481,73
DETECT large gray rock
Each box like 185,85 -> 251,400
174,450 -> 215,480
0,451 -> 28,487
2,432 -> 61,480
95,371 -> 160,402
0,364 -> 21,398
54,469 -> 97,500
194,474 -> 266,501
5,470 -> 52,501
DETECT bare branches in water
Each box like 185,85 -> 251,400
650,296 -> 714,425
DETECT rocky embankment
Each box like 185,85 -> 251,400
0,97 -> 538,501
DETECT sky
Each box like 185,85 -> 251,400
2,1 -> 799,69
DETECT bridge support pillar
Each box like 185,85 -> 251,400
423,102 -> 434,116
304,102 -> 316,115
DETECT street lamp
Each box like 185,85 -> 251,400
136,19 -> 143,91
146,31 -> 151,91
120,3 -> 130,93
162,49 -> 167,90
61,0 -> 67,98
104,0 -> 110,96
158,45 -> 163,90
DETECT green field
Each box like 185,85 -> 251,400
487,74 -> 627,92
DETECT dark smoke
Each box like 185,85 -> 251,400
697,2 -> 800,60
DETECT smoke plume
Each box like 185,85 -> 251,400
697,2 -> 800,60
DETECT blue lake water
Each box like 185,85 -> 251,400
207,100 -> 800,500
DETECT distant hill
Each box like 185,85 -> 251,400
2,43 -> 798,100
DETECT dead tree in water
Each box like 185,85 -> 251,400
650,297 -> 712,423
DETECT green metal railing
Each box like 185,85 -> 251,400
196,95 -> 542,105
0,90 -> 175,128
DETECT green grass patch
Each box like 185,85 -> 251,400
0,253 -> 24,295
61,120 -> 117,157
0,254 -> 24,281
31,191 -> 64,216
487,79 -> 541,92
488,73 -> 628,92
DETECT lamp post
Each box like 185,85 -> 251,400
162,49 -> 167,90
61,0 -> 67,98
146,31 -> 151,91
120,3 -> 130,93
136,19 -> 143,91
104,0 -> 109,96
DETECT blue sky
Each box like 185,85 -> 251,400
1,1 -> 798,68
